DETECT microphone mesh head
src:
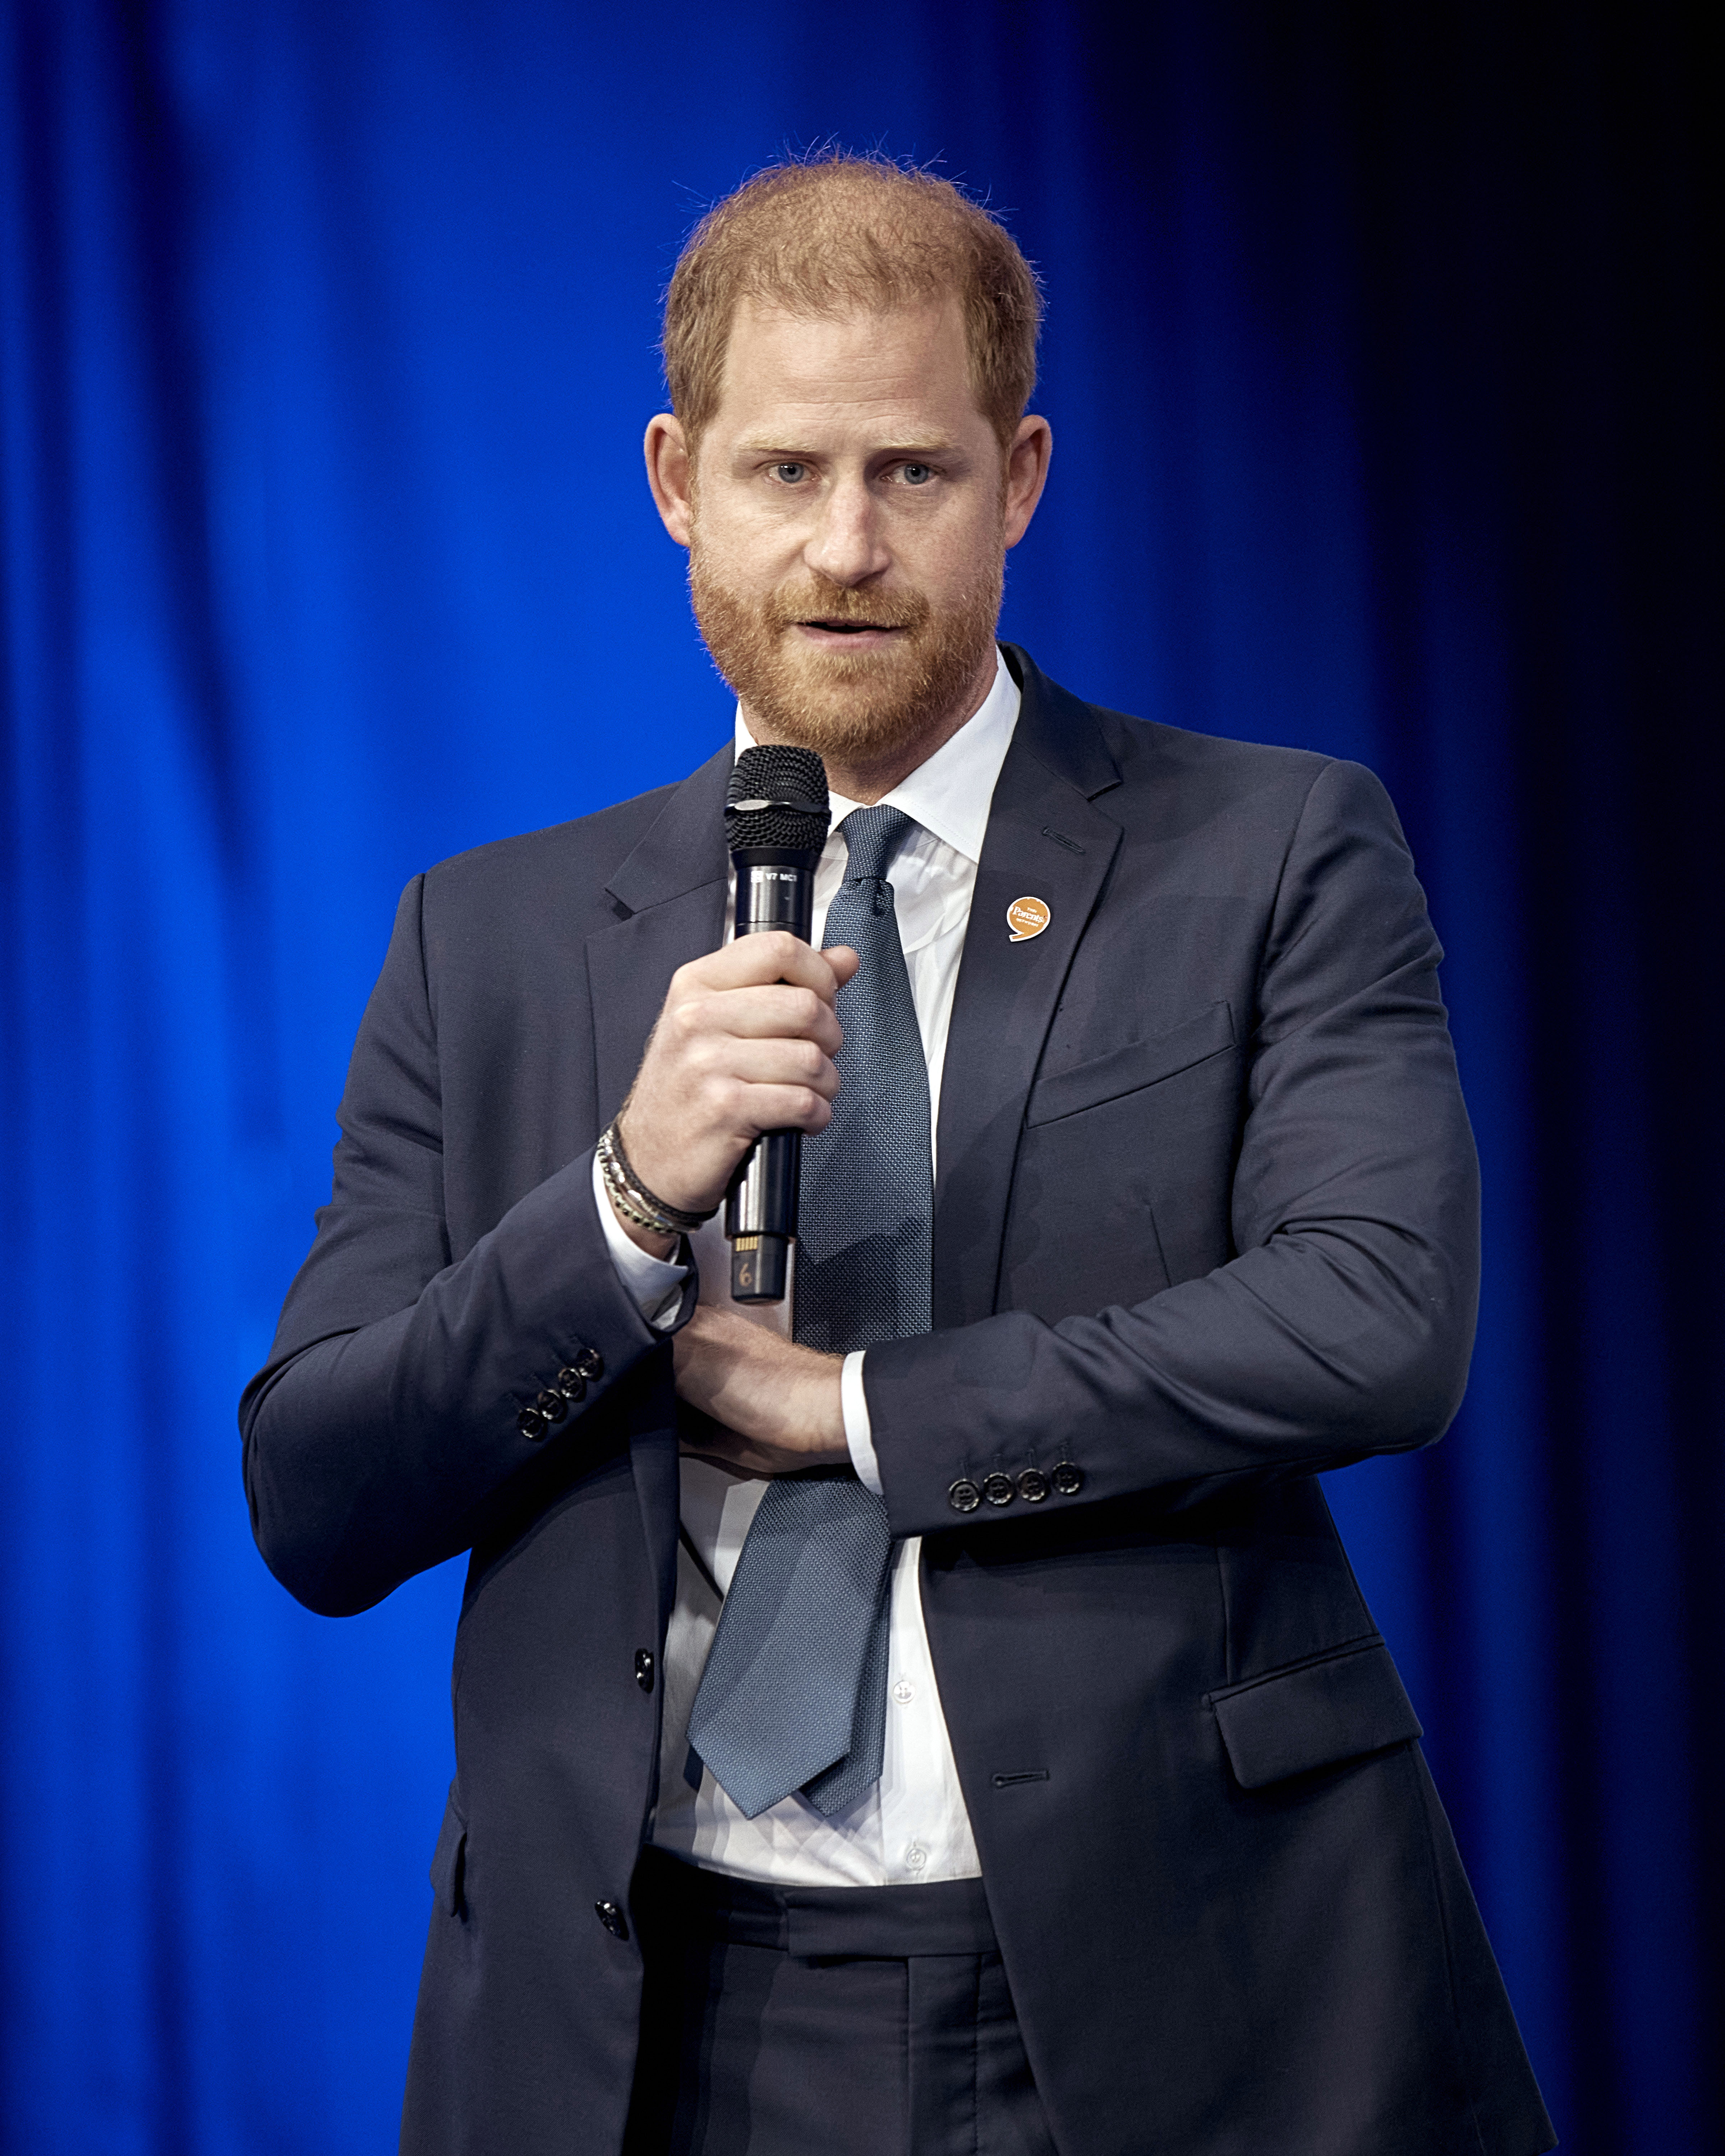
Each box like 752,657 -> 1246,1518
725,744 -> 831,852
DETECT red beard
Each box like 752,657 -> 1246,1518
688,550 -> 1004,769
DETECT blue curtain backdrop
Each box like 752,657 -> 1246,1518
2,1 -> 1717,2148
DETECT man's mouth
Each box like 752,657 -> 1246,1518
797,617 -> 902,635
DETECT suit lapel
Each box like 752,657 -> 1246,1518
585,742 -> 731,1631
585,742 -> 732,1125
933,649 -> 1123,1328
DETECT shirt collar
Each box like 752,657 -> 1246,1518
731,647 -> 1021,867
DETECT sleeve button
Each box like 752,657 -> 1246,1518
572,1348 -> 604,1382
594,1900 -> 629,1939
1017,1468 -> 1050,1503
947,1478 -> 982,1514
535,1388 -> 569,1423
634,1649 -> 656,1694
981,1473 -> 1016,1507
555,1367 -> 587,1401
516,1406 -> 549,1441
1050,1462 -> 1085,1496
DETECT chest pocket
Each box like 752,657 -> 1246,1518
999,999 -> 1242,1322
1026,999 -> 1236,1127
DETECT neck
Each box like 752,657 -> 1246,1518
745,646 -> 999,806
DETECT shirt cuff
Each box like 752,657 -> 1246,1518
591,1152 -> 689,1330
842,1351 -> 880,1494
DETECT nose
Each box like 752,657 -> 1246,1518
804,473 -> 891,588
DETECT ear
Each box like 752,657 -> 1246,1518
644,414 -> 694,547
1002,414 -> 1053,549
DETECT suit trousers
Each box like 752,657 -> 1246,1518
623,1849 -> 1058,2156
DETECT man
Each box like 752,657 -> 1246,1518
243,157 -> 1555,2155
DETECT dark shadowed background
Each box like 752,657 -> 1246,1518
2,1 -> 1718,2149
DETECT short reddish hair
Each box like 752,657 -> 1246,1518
662,155 -> 1042,448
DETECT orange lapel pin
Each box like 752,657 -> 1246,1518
1007,895 -> 1051,943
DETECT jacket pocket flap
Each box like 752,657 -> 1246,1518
1026,1000 -> 1235,1127
429,1787 -> 467,1916
1208,1638 -> 1422,1791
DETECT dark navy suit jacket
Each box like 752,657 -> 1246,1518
242,649 -> 1554,2155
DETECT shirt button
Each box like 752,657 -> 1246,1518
892,1679 -> 915,1705
904,1843 -> 928,1873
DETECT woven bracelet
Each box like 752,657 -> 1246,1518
597,1118 -> 717,1235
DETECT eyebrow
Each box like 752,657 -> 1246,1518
734,437 -> 962,458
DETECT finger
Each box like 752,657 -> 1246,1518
651,1066 -> 837,1142
679,932 -> 850,1003
727,1081 -> 839,1135
671,983 -> 844,1052
822,945 -> 861,987
702,1037 -> 838,1098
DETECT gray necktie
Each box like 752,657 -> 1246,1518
686,806 -> 932,1819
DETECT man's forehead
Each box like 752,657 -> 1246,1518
712,294 -> 981,429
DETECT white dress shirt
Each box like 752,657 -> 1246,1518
594,649 -> 1020,1885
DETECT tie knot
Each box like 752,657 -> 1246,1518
840,805 -> 916,884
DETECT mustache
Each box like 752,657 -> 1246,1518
764,576 -> 932,633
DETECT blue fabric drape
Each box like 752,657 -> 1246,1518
2,2 -> 1716,2149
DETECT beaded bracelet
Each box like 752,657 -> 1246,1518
597,1117 -> 717,1237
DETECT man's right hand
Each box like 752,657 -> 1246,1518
610,932 -> 861,1257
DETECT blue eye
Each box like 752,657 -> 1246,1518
901,464 -> 932,484
772,462 -> 806,483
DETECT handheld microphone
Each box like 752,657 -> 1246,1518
723,745 -> 832,1303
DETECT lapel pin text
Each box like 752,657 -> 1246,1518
1007,895 -> 1051,943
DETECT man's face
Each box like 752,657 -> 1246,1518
662,298 -> 1036,772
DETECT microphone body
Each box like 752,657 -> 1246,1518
725,848 -> 817,1301
722,747 -> 831,1303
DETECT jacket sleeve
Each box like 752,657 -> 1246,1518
865,756 -> 1482,1535
239,875 -> 688,1617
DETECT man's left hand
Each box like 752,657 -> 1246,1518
673,1306 -> 849,1476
